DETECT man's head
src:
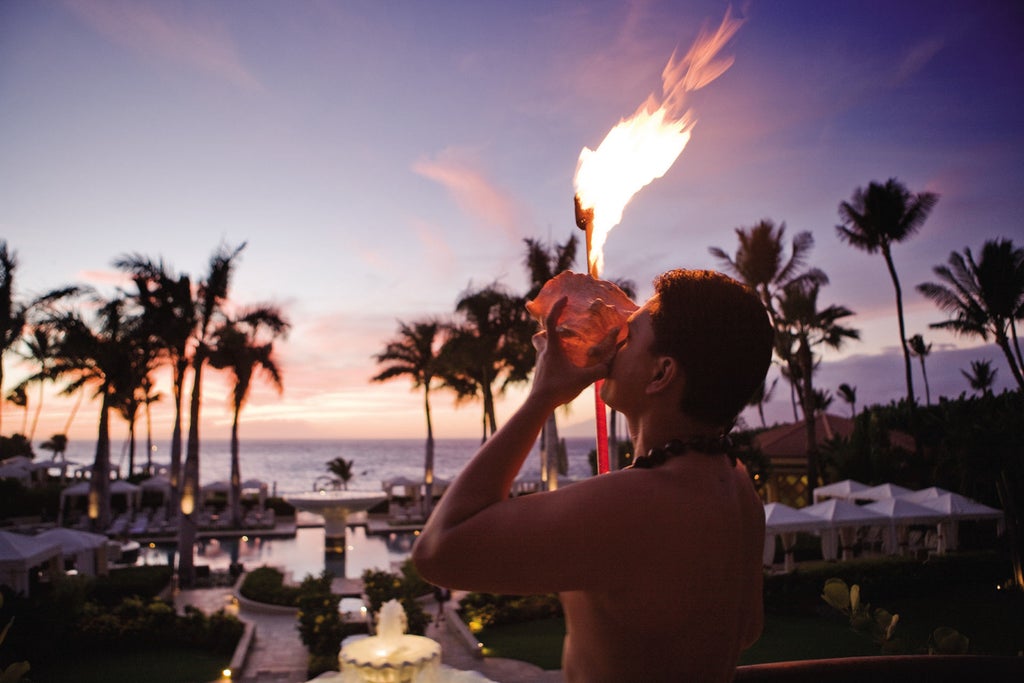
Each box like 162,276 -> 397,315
647,269 -> 773,428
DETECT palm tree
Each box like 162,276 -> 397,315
709,219 -> 825,318
208,305 -> 289,528
837,178 -> 939,405
837,383 -> 857,418
917,238 -> 1024,390
6,386 -> 27,436
747,377 -> 778,428
326,457 -> 354,490
373,319 -> 445,514
522,235 -> 579,487
15,325 -> 58,442
907,334 -> 933,405
446,283 -> 528,442
962,359 -> 997,396
775,278 -> 860,496
178,242 -> 246,585
114,255 -> 196,510
45,293 -> 142,531
0,242 -> 27,437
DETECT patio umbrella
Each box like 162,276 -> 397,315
803,499 -> 889,560
812,479 -> 869,504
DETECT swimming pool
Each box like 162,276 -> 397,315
136,525 -> 418,580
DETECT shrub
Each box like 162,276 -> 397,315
90,565 -> 173,605
361,568 -> 430,635
239,566 -> 302,606
457,593 -> 562,630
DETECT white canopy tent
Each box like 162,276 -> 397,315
812,479 -> 870,504
854,483 -> 916,502
864,498 -> 947,555
0,530 -> 62,596
896,486 -> 953,504
763,503 -> 826,572
917,492 -> 1004,554
35,528 -> 110,576
57,480 -> 142,527
803,498 -> 889,560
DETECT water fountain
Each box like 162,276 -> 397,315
340,599 -> 441,682
284,490 -> 388,554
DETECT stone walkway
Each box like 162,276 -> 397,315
177,584 -> 562,683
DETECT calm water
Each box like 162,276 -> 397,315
109,436 -> 605,579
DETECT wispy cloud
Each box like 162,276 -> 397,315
64,0 -> 262,91
412,148 -> 528,239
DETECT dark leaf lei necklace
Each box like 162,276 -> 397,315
629,434 -> 736,469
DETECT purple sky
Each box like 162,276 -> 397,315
1,0 -> 1021,444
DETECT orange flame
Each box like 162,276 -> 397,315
574,8 -> 743,275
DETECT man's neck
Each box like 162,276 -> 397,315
632,412 -> 723,457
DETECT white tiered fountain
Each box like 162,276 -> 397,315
340,600 -> 441,683
285,490 -> 388,554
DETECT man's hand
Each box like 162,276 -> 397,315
530,296 -> 618,408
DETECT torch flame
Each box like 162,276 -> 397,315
574,8 -> 743,275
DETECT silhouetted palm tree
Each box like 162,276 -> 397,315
115,255 -> 196,508
837,178 -> 939,405
907,334 -> 933,405
15,325 -> 58,442
45,293 -> 142,531
837,383 -> 857,418
747,377 -> 778,428
326,457 -> 354,490
0,242 -> 27,437
775,278 -> 860,496
208,305 -> 289,527
962,359 -> 997,396
917,238 -> 1024,390
6,386 -> 27,435
373,319 -> 445,513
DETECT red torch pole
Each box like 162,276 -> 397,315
576,196 -> 611,474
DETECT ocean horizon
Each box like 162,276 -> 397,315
57,436 -> 608,495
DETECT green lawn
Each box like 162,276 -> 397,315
474,584 -> 1024,670
35,647 -> 232,683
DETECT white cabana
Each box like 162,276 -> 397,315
140,474 -> 172,497
35,528 -> 110,576
58,479 -> 141,526
854,483 -> 916,502
763,503 -> 825,572
864,498 -> 947,555
812,479 -> 870,504
0,530 -> 62,596
803,498 -> 889,560
918,493 -> 1004,554
897,486 -> 953,503
202,480 -> 230,496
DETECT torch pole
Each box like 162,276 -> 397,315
575,195 -> 611,474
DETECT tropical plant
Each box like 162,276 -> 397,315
445,283 -> 529,442
0,242 -> 27,438
43,292 -> 144,531
775,278 -> 860,494
113,341 -> 159,478
13,325 -> 59,442
917,238 -> 1024,390
38,434 -> 68,462
5,386 -> 27,436
114,255 -> 197,510
837,383 -> 857,418
208,305 -> 289,527
837,178 -> 939,406
177,243 -> 247,584
373,319 -> 445,513
907,334 -> 933,405
326,457 -> 354,490
522,235 -> 579,487
747,377 -> 778,428
962,359 -> 997,396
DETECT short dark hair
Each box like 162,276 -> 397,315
648,269 -> 773,428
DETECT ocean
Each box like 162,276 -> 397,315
63,436 -> 606,494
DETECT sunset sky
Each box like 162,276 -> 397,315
1,0 -> 1022,448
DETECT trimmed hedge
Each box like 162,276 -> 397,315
239,566 -> 303,606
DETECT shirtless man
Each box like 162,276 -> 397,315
413,269 -> 773,682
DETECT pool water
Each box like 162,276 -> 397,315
137,526 -> 418,581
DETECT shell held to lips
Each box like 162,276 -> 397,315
526,271 -> 638,367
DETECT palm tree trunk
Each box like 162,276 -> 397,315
145,396 -> 154,475
178,355 -> 204,588
169,361 -> 186,513
882,246 -> 916,405
1011,320 -> 1024,373
230,405 -> 242,528
29,382 -> 43,441
127,418 -> 137,478
919,357 -> 932,406
423,385 -> 435,517
544,412 -> 560,491
798,343 -> 819,500
995,331 -> 1024,390
91,389 -> 113,533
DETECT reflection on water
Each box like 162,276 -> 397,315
137,526 -> 417,580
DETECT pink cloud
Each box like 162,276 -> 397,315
65,0 -> 262,92
412,148 -> 529,239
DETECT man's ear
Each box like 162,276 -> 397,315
646,356 -> 678,395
